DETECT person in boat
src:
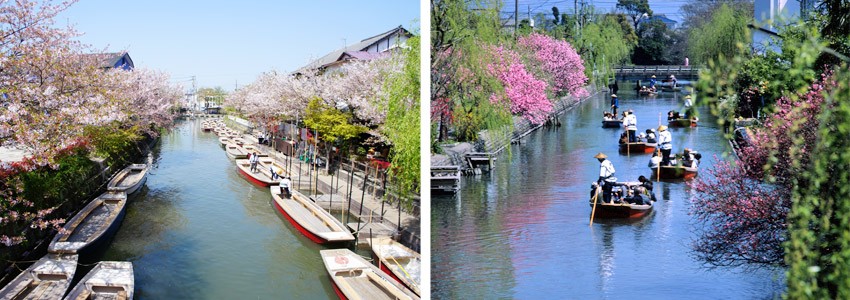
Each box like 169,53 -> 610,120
638,175 -> 657,202
623,109 -> 637,143
648,151 -> 662,169
645,129 -> 657,143
280,176 -> 292,198
682,148 -> 701,168
649,75 -> 657,91
669,74 -> 677,87
683,95 -> 694,119
619,132 -> 629,145
637,132 -> 646,143
249,151 -> 260,172
603,111 -> 614,120
657,125 -> 673,165
595,152 -> 618,204
610,94 -> 619,117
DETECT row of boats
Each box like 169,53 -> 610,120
0,163 -> 148,299
205,119 -> 422,299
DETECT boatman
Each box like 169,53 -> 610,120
610,94 -> 619,117
657,125 -> 673,165
683,95 -> 693,118
624,109 -> 638,143
595,153 -> 618,203
649,75 -> 657,91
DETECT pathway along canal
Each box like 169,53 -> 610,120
99,119 -> 337,299
432,91 -> 784,298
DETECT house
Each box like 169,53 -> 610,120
749,0 -> 816,53
294,26 -> 410,75
95,52 -> 134,70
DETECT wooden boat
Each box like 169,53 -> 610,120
235,159 -> 276,187
668,118 -> 698,127
48,192 -> 128,255
320,249 -> 419,300
107,164 -> 148,195
618,142 -> 656,154
370,237 -> 421,296
638,89 -> 657,96
63,261 -> 134,300
651,164 -> 698,180
270,185 -> 354,244
257,157 -> 292,179
224,143 -> 248,160
218,136 -> 231,147
589,182 -> 653,218
0,254 -> 78,299
201,123 -> 212,132
601,119 -> 622,128
231,137 -> 247,146
241,144 -> 266,157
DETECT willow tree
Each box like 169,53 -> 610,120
382,36 -> 420,208
687,3 -> 750,64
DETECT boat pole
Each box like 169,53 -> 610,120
356,173 -> 369,233
590,185 -> 601,226
657,113 -> 662,181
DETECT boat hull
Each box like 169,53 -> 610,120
0,254 -> 78,299
618,142 -> 657,154
272,196 -> 331,244
590,202 -> 652,218
370,238 -> 421,296
107,164 -> 148,195
651,165 -> 698,180
49,193 -> 128,256
601,120 -> 622,128
236,162 -> 274,187
668,118 -> 698,127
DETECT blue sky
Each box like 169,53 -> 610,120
59,1 -> 420,90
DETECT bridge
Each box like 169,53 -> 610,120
613,65 -> 702,81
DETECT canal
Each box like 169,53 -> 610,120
100,119 -> 336,299
432,90 -> 784,299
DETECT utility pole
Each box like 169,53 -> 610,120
527,5 -> 531,32
191,76 -> 197,110
514,0 -> 519,39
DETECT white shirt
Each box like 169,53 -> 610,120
624,114 -> 637,130
684,98 -> 692,108
658,130 -> 672,150
648,156 -> 662,168
280,178 -> 291,188
249,154 -> 259,163
599,159 -> 616,182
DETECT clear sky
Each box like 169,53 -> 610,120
505,0 -> 688,23
58,1 -> 420,91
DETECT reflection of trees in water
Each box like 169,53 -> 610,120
107,186 -> 188,256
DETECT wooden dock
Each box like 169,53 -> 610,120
465,152 -> 495,174
431,165 -> 460,193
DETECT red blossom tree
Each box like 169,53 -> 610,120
688,72 -> 834,268
486,45 -> 552,125
517,33 -> 589,98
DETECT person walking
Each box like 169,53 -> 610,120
595,153 -> 618,203
624,109 -> 638,143
657,125 -> 673,165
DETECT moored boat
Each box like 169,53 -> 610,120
589,182 -> 653,218
271,185 -> 354,244
370,237 -> 421,296
218,136 -> 231,147
107,164 -> 148,195
224,143 -> 248,159
231,137 -> 247,146
320,249 -> 419,300
235,159 -> 276,187
63,261 -> 134,300
601,119 -> 622,128
0,254 -> 78,299
618,142 -> 656,154
241,144 -> 266,157
48,192 -> 128,255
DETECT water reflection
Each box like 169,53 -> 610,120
432,92 -> 784,299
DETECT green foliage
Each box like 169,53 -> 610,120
431,0 -> 513,142
303,97 -> 367,142
575,14 -> 636,79
687,4 -> 750,64
84,124 -> 143,168
616,0 -> 652,29
19,149 -> 98,207
785,66 -> 850,299
382,35 -> 421,204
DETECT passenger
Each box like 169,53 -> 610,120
638,175 -> 657,202
649,75 -> 657,90
638,132 -> 646,143
595,153 -> 618,203
619,132 -> 629,145
645,129 -> 657,143
648,151 -> 662,169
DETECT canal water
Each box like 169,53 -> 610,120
100,120 -> 337,299
432,91 -> 785,299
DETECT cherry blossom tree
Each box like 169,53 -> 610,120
517,33 -> 588,98
486,45 -> 552,125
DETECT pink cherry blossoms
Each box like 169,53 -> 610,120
518,33 -> 589,98
487,46 -> 552,124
